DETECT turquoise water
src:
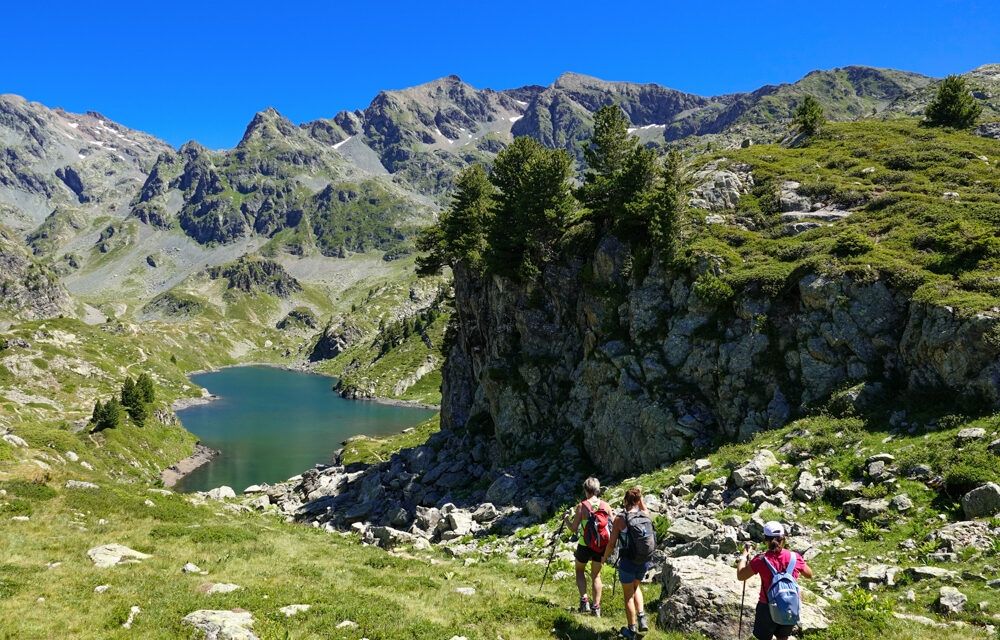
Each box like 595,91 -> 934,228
173,366 -> 435,493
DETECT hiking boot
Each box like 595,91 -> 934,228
619,626 -> 637,639
637,611 -> 648,632
591,604 -> 601,618
578,596 -> 590,613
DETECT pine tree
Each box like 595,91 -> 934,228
91,400 -> 105,426
486,137 -> 574,280
136,372 -> 155,403
120,377 -> 147,427
577,105 -> 656,234
925,75 -> 982,128
416,164 -> 496,276
91,398 -> 123,431
794,95 -> 826,136
627,150 -> 685,263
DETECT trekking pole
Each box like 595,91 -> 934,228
738,578 -> 747,640
612,556 -> 618,599
539,519 -> 566,592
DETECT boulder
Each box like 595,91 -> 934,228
181,610 -> 258,640
793,471 -> 825,502
905,566 -> 957,582
206,486 -> 236,501
890,494 -> 913,512
471,503 -> 499,523
857,564 -> 899,589
957,428 -> 987,442
485,475 -> 520,505
370,526 -> 420,550
87,544 -> 152,568
841,498 -> 889,521
201,583 -> 241,594
182,562 -> 202,574
525,496 -> 550,520
731,450 -> 778,488
962,482 -> 1000,519
658,556 -> 829,639
1,434 -> 28,448
447,511 -> 475,536
667,518 -> 712,543
414,506 -> 441,530
65,480 -> 99,490
936,586 -> 967,614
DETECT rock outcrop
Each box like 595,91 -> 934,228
440,236 -> 1000,475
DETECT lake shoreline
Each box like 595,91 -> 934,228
160,443 -> 221,488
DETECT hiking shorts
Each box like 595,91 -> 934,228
753,601 -> 794,640
574,545 -> 603,564
617,557 -> 648,584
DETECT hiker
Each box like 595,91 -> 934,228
602,487 -> 656,639
562,477 -> 610,617
736,520 -> 814,640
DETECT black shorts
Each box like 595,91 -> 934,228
574,545 -> 603,564
753,601 -> 794,640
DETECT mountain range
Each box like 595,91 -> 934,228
1,64 -> 997,328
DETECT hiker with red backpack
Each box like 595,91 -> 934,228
736,521 -> 814,640
562,477 -> 611,617
602,487 -> 656,639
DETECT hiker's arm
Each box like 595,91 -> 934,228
799,562 -> 814,579
601,517 -> 624,564
736,549 -> 755,581
563,503 -> 583,534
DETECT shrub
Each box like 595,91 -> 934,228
691,273 -> 734,307
2,481 -> 57,501
858,520 -> 881,541
653,515 -> 672,542
832,230 -> 874,257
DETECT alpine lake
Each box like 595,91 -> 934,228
173,365 -> 435,493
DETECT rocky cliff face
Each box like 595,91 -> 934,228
441,237 -> 1000,476
0,223 -> 73,321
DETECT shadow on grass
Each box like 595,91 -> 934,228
551,617 -> 619,640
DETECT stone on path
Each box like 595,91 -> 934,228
181,610 -> 258,640
279,604 -> 310,617
658,555 -> 829,640
87,544 -> 152,568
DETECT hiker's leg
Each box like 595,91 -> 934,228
622,581 -> 637,627
574,560 -> 588,598
632,582 -> 644,614
590,561 -> 603,606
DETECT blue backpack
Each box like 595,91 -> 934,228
762,552 -> 801,626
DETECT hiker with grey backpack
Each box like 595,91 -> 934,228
736,521 -> 814,640
601,487 -> 656,639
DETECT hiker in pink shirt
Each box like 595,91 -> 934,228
736,521 -> 814,640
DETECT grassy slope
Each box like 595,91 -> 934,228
682,119 -> 1000,314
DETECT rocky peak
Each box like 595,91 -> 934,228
238,107 -> 299,146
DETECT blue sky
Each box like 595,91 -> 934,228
2,0 -> 998,149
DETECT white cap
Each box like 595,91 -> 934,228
763,521 -> 785,537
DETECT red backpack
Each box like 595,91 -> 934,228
582,500 -> 612,553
